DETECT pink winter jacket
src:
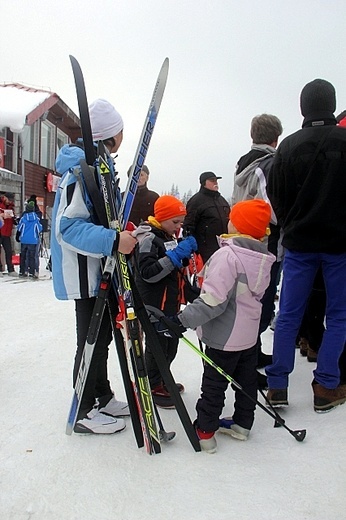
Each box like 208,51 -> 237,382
179,235 -> 275,351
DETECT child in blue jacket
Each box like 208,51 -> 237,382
17,201 -> 42,279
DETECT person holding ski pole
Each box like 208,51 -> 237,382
134,195 -> 197,409
156,199 -> 275,452
51,99 -> 136,434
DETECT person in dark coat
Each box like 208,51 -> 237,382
183,172 -> 230,263
266,79 -> 346,413
124,165 -> 159,226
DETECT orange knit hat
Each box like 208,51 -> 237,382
154,195 -> 187,222
230,199 -> 271,239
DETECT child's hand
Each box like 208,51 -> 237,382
159,315 -> 186,338
166,236 -> 197,268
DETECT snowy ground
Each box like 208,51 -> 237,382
1,260 -> 345,520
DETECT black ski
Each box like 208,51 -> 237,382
66,56 -> 168,454
96,143 -> 161,454
66,56 -> 142,446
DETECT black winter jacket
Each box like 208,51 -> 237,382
267,118 -> 346,253
183,187 -> 230,262
122,185 -> 159,226
134,224 -> 182,315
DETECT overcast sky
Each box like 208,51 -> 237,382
2,0 -> 346,198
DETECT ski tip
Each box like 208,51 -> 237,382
69,55 -> 80,68
163,57 -> 169,70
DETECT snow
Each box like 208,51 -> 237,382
1,260 -> 345,520
0,86 -> 50,133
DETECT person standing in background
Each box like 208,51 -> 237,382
124,165 -> 159,226
266,79 -> 346,413
17,201 -> 42,279
0,193 -> 17,276
183,172 -> 229,263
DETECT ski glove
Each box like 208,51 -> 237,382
166,236 -> 198,268
155,315 -> 187,339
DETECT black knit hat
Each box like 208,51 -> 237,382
300,79 -> 336,117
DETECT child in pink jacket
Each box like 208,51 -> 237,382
166,199 -> 275,453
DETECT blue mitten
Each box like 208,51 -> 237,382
166,236 -> 198,268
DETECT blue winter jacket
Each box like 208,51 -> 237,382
17,212 -> 42,244
51,144 -> 118,300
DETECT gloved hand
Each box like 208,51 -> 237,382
166,236 -> 198,268
154,314 -> 186,339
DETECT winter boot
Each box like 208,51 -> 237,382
152,383 -> 175,409
299,337 -> 309,357
219,417 -> 250,441
312,380 -> 346,413
163,382 -> 185,394
307,346 -> 318,363
266,388 -> 289,407
97,395 -> 130,417
74,408 -> 126,434
196,426 -> 217,454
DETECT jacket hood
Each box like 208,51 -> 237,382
301,113 -> 336,128
234,152 -> 274,189
23,212 -> 38,222
218,235 -> 275,295
56,144 -> 85,175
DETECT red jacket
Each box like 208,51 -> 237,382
0,199 -> 15,237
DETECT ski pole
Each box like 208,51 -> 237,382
257,387 -> 286,428
153,403 -> 176,442
185,250 -> 205,359
181,335 -> 306,442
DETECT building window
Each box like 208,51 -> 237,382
57,128 -> 69,154
21,122 -> 39,163
40,120 -> 55,169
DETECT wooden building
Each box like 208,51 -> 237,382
0,83 -> 81,224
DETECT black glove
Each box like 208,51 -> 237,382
160,315 -> 186,339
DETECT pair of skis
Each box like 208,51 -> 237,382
65,55 -> 200,453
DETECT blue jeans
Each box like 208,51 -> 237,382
266,250 -> 346,389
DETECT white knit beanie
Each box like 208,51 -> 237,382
89,98 -> 124,141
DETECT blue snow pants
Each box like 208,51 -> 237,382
266,249 -> 346,389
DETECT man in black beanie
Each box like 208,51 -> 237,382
265,78 -> 346,413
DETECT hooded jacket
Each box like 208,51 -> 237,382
179,235 -> 275,351
51,144 -> 117,300
17,211 -> 42,244
134,222 -> 183,316
231,145 -> 282,260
